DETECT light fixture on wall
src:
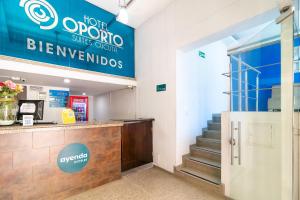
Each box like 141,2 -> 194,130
117,7 -> 128,24
116,0 -> 134,25
64,79 -> 71,84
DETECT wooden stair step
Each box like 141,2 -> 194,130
174,113 -> 223,193
207,121 -> 221,131
190,145 -> 221,162
212,113 -> 221,117
177,166 -> 221,185
196,137 -> 221,150
183,156 -> 221,177
212,114 -> 221,123
191,145 -> 221,154
202,129 -> 221,139
186,155 -> 221,168
197,137 -> 221,143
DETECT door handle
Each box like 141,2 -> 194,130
229,138 -> 236,145
230,121 -> 242,165
230,121 -> 235,165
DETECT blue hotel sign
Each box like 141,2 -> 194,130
0,0 -> 135,78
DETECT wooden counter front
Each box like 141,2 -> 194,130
0,122 -> 123,200
120,119 -> 154,171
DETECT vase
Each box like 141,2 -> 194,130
0,97 -> 18,126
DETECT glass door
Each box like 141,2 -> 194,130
228,20 -> 283,200
226,4 -> 296,200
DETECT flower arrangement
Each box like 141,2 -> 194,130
0,80 -> 23,98
0,80 -> 23,125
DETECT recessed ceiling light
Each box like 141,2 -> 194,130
64,79 -> 71,83
82,92 -> 86,96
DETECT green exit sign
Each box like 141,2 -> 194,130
156,84 -> 166,92
199,51 -> 206,58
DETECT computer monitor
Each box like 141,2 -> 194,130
17,100 -> 44,121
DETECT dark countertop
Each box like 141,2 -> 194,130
112,118 -> 154,124
0,121 -> 124,135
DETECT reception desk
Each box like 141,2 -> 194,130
0,122 -> 123,200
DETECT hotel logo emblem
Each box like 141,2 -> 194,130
57,143 -> 90,173
19,0 -> 58,30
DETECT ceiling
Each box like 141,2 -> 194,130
0,69 -> 129,96
86,0 -> 175,28
223,20 -> 280,52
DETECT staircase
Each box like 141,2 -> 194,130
175,114 -> 222,193
268,84 -> 300,111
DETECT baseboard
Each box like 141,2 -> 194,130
122,163 -> 154,176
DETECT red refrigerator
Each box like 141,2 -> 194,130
69,96 -> 89,122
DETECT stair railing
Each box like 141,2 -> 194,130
223,55 -> 261,112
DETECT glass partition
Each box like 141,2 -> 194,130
294,0 -> 300,199
228,17 -> 285,200
227,4 -> 299,198
229,21 -> 281,112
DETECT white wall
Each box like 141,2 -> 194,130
88,96 -> 94,121
176,41 -> 229,165
94,88 -> 136,121
135,0 -> 278,172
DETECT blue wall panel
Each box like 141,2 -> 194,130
0,0 -> 135,78
231,38 -> 300,111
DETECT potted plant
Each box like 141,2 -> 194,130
0,80 -> 23,126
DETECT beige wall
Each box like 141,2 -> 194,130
295,133 -> 300,200
294,112 -> 300,200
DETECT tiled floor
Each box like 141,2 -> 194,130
67,167 -> 225,200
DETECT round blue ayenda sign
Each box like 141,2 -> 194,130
57,143 -> 90,173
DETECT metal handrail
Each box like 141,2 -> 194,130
231,77 -> 257,88
229,55 -> 261,111
230,62 -> 281,73
231,88 -> 273,92
231,56 -> 262,74
226,43 -> 300,112
226,84 -> 300,94
231,94 -> 257,100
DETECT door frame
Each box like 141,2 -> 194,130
278,5 -> 294,200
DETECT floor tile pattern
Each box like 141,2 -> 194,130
67,167 -> 226,200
